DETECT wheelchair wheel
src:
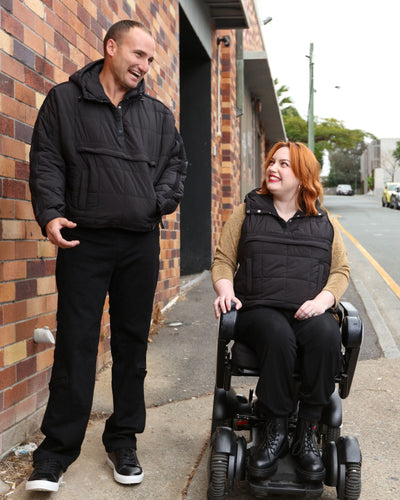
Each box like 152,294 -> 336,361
337,462 -> 361,500
208,451 -> 229,500
324,425 -> 341,445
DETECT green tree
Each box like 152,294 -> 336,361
393,141 -> 400,165
326,147 -> 363,188
274,78 -> 300,118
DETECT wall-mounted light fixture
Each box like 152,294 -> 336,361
217,36 -> 231,47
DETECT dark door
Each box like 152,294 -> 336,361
179,8 -> 212,275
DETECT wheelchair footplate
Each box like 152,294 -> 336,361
248,453 -> 324,498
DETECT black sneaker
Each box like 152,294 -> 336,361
25,459 -> 64,492
107,448 -> 144,484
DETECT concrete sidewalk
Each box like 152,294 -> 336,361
8,272 -> 400,499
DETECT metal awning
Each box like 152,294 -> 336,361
203,0 -> 249,29
244,50 -> 286,143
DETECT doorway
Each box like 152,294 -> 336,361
179,8 -> 212,275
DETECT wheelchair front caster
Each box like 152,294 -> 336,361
323,435 -> 361,500
208,427 -> 246,499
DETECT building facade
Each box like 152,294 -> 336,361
360,138 -> 400,195
0,0 -> 285,457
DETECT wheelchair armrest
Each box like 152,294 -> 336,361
337,301 -> 364,399
339,301 -> 364,349
218,302 -> 238,342
215,302 -> 238,389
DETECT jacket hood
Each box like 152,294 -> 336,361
69,59 -> 146,102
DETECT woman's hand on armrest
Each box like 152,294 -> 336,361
213,278 -> 242,318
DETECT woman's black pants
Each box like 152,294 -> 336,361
235,306 -> 342,422
33,227 -> 160,468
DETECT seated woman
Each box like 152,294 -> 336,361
211,141 -> 350,483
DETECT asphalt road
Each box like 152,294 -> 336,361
324,194 -> 400,358
324,194 -> 400,285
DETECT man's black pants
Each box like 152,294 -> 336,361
33,227 -> 160,468
235,306 -> 342,422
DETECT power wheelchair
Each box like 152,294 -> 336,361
208,302 -> 363,499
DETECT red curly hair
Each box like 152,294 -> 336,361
259,141 -> 323,216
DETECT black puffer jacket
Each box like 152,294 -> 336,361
234,190 -> 333,310
29,60 -> 187,235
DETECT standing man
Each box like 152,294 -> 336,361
27,20 -> 187,492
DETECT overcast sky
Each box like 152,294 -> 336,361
254,0 -> 400,140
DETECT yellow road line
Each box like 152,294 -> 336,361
334,218 -> 400,300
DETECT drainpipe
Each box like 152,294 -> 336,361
217,35 -> 230,136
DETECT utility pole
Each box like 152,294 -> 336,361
307,43 -> 315,153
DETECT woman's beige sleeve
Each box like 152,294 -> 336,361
211,204 -> 246,285
323,215 -> 350,306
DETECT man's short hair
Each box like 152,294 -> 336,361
103,20 -> 153,54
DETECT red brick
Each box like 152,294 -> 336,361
1,53 -> 25,82
15,279 -> 37,301
1,10 -> 24,42
35,55 -> 55,81
3,300 -> 27,324
35,17 -> 54,45
26,338 -> 47,358
25,67 -> 45,93
3,178 -> 26,199
63,56 -> 77,75
36,386 -> 49,409
15,161 -> 29,181
25,29 -> 45,57
26,371 -> 47,394
0,157 -> 15,177
27,259 -> 46,278
15,121 -> 33,144
15,82 -> 36,107
0,0 -> 12,13
26,221 -> 43,240
15,393 -> 37,422
0,366 -> 16,391
0,406 -> 16,433
0,115 -> 14,136
45,259 -> 56,276
17,356 -> 37,381
77,4 -> 91,28
54,32 -> 70,57
0,72 -> 14,96
0,325 -> 15,348
0,282 -> 15,303
26,106 -> 38,127
0,241 -> 15,260
15,199 -> 34,219
4,380 -> 28,409
2,136 -> 26,161
13,38 -> 35,69
15,240 -> 36,259
12,0 -> 36,32
3,260 -> 26,281
0,199 -> 14,218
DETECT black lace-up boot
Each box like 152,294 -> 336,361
291,418 -> 325,481
248,416 -> 289,480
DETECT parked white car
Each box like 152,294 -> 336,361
336,184 -> 353,196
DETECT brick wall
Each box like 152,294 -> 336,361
0,0 -> 181,458
0,0 -> 270,458
211,0 -> 269,251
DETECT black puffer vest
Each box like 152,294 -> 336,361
234,190 -> 333,310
